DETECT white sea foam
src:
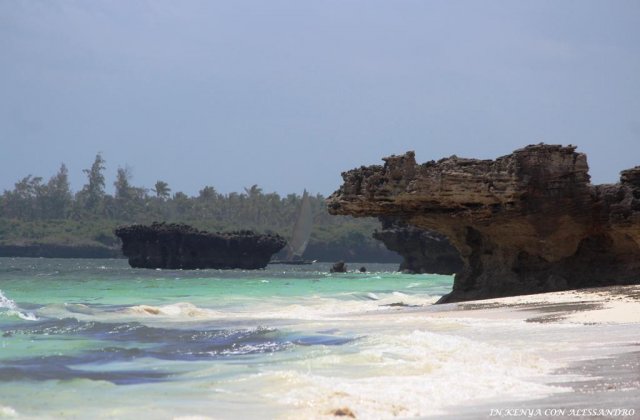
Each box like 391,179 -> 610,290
126,302 -> 226,318
235,293 -> 438,321
0,290 -> 37,321
259,330 -> 566,418
94,292 -> 440,324
36,301 -> 226,323
63,303 -> 95,315
0,405 -> 17,417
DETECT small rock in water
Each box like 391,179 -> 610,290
330,261 -> 347,273
359,266 -> 366,273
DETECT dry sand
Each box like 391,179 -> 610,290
443,284 -> 640,324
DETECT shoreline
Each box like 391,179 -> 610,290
270,283 -> 640,418
422,285 -> 640,418
445,284 -> 640,324
441,348 -> 640,419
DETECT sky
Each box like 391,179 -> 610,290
1,1 -> 639,197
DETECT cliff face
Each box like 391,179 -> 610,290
373,217 -> 462,274
114,223 -> 286,270
328,144 -> 640,303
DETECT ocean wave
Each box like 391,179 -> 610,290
35,289 -> 439,330
34,301 -> 229,323
3,317 -> 276,346
0,290 -> 37,321
56,293 -> 440,324
125,302 -> 225,318
1,318 -> 292,375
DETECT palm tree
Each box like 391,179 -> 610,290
243,185 -> 264,225
153,181 -> 171,200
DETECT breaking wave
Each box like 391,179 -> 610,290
0,290 -> 37,321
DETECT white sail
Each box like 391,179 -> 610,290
286,190 -> 313,260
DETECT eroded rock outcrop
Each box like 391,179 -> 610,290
373,217 -> 463,274
328,144 -> 640,303
115,222 -> 286,269
330,261 -> 348,273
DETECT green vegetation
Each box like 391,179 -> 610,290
0,154 -> 394,261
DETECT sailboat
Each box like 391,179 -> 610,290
270,190 -> 315,265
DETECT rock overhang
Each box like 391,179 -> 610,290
327,144 -> 640,303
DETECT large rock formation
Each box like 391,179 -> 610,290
114,222 -> 286,269
327,144 -> 640,303
373,217 -> 463,274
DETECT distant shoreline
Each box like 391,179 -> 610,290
0,244 -> 122,259
0,246 -> 402,263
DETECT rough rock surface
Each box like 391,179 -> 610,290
115,222 -> 286,269
330,261 -> 348,273
327,144 -> 640,303
373,217 -> 463,274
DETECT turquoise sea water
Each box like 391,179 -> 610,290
7,258 -> 622,418
1,258 -> 463,418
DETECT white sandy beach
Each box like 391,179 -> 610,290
437,284 -> 640,324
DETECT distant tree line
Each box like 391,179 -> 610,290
1,153 -> 341,229
0,154 -> 397,262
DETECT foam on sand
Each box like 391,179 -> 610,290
265,285 -> 640,418
0,405 -> 17,418
255,330 -> 566,418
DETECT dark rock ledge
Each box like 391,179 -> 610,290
327,144 -> 640,303
115,222 -> 286,269
373,216 -> 463,275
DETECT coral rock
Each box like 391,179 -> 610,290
327,144 -> 640,302
373,217 -> 463,274
115,222 -> 286,270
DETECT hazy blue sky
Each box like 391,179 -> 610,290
1,1 -> 639,196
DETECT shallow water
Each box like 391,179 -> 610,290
0,258 -> 612,419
